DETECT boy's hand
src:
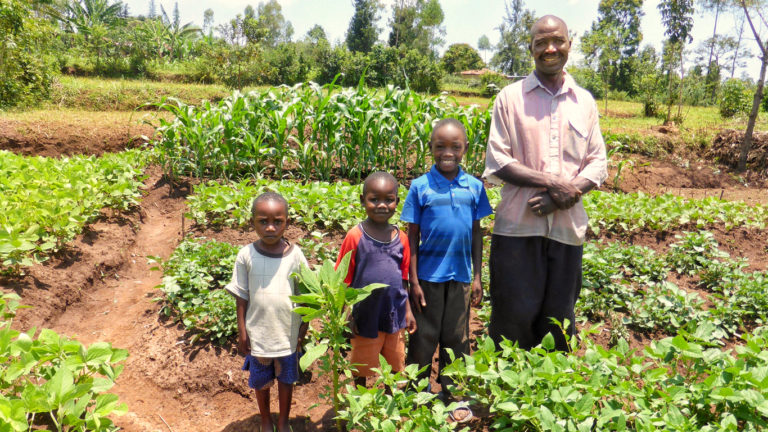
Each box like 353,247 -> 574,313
297,322 -> 309,348
471,279 -> 483,307
347,315 -> 359,336
405,309 -> 418,334
409,283 -> 427,313
237,332 -> 250,356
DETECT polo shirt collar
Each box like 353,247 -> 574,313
524,71 -> 578,100
428,164 -> 469,188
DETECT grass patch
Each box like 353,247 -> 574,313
46,76 -> 237,111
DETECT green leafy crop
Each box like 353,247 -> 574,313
186,178 -> 408,232
153,238 -> 239,344
0,150 -> 146,273
0,293 -> 128,431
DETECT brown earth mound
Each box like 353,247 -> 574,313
706,129 -> 768,173
0,116 -> 153,157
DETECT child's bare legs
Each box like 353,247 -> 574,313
277,381 -> 293,432
254,387 -> 273,432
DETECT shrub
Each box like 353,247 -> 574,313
441,43 -> 484,74
397,48 -> 443,93
262,42 -> 310,85
314,44 -> 349,85
0,0 -> 58,107
719,78 -> 752,118
568,66 -> 605,100
480,72 -> 509,97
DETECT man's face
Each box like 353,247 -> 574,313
530,18 -> 571,78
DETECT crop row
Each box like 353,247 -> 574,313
156,236 -> 768,431
443,329 -> 768,431
577,231 -> 767,342
186,179 -> 768,235
153,82 -> 491,182
0,150 -> 146,272
0,293 -> 128,431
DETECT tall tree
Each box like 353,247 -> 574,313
346,0 -> 381,53
658,0 -> 695,123
697,0 -> 735,102
478,34 -> 491,64
307,24 -> 327,44
202,8 -> 214,36
580,0 -> 644,97
491,0 -> 535,76
735,0 -> 767,172
256,0 -> 293,47
388,0 -> 445,56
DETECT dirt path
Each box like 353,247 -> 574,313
33,171 -> 254,432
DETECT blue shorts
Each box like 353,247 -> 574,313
242,352 -> 299,390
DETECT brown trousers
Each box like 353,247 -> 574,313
406,280 -> 471,389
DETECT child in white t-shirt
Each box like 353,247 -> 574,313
226,192 -> 308,432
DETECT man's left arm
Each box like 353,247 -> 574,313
572,100 -> 608,195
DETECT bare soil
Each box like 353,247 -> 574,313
2,119 -> 768,431
0,115 -> 153,157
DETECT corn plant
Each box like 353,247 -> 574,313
152,81 -> 493,183
290,254 -> 385,431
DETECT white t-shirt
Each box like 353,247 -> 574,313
225,242 -> 309,357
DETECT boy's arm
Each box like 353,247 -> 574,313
407,223 -> 426,313
235,296 -> 249,356
471,219 -> 483,307
403,279 -> 417,333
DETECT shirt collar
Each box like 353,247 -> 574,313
428,164 -> 469,188
523,71 -> 578,100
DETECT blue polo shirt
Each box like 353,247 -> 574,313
401,165 -> 493,283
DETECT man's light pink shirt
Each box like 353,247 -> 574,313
483,72 -> 608,246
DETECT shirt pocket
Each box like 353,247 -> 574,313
564,116 -> 589,165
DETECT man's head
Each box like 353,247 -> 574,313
529,15 -> 571,79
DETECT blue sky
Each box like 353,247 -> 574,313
121,0 -> 762,80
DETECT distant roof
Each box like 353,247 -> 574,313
459,68 -> 496,76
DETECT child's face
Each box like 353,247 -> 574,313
252,200 -> 288,247
361,179 -> 399,225
431,124 -> 467,176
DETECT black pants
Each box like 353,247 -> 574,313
488,235 -> 583,351
406,280 -> 471,389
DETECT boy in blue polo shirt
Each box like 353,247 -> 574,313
401,118 -> 493,398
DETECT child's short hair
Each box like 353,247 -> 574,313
430,118 -> 468,143
362,171 -> 398,196
251,191 -> 289,218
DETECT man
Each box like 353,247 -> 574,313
483,15 -> 608,351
